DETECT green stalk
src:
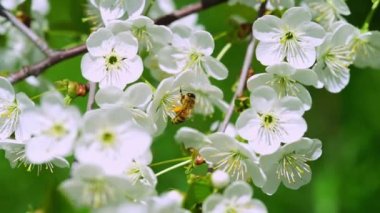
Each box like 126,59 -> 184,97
155,159 -> 192,177
150,157 -> 191,167
362,0 -> 380,31
216,42 -> 232,61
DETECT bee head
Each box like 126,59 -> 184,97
187,93 -> 196,99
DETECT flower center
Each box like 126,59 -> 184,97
0,103 -> 19,119
104,50 -> 123,71
100,131 -> 116,145
323,45 -> 354,75
261,113 -> 278,129
182,52 -> 203,72
277,152 -> 311,185
270,75 -> 299,97
44,123 -> 67,138
84,179 -> 114,208
280,31 -> 296,44
214,151 -> 248,181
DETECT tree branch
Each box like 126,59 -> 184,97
7,45 -> 87,83
0,5 -> 54,56
218,0 -> 267,132
7,0 -> 228,84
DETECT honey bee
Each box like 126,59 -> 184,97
171,90 -> 196,124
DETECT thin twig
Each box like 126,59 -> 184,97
218,0 -> 267,132
7,0 -> 228,84
7,45 -> 87,83
0,5 -> 54,56
86,82 -> 97,111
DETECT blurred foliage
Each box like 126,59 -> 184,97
1,0 -> 380,212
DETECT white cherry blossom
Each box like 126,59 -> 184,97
313,22 -> 356,93
20,92 -> 80,165
247,62 -> 320,110
236,86 -> 307,155
253,7 -> 325,69
305,0 -> 350,30
81,28 -> 143,89
200,133 -> 266,187
75,107 -> 152,175
158,28 -> 228,80
0,77 -> 34,139
260,137 -> 322,195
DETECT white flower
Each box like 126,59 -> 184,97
146,191 -> 189,213
123,160 -> 157,200
75,107 -> 152,175
203,181 -> 267,213
313,22 -> 356,93
31,0 -> 50,15
147,0 -> 175,19
175,127 -> 211,150
247,62 -> 320,111
0,138 -> 69,173
60,163 -> 132,208
304,0 -> 350,30
211,170 -> 230,189
0,77 -> 34,139
96,191 -> 189,213
158,29 -> 228,80
200,133 -> 266,187
236,86 -> 307,155
260,137 -> 322,195
95,83 -> 156,134
20,92 -> 80,164
88,0 -> 145,26
353,31 -> 380,69
81,28 -> 143,89
144,53 -> 173,81
126,16 -> 172,52
253,7 -> 325,69
173,71 -> 228,116
147,77 -> 181,135
0,0 -> 25,10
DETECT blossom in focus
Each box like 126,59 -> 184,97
81,28 -> 143,89
236,86 -> 307,155
158,28 -> 228,80
313,22 -> 356,93
259,137 -> 322,195
0,77 -> 34,139
247,62 -> 320,111
253,7 -> 325,69
200,133 -> 266,187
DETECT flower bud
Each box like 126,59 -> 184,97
211,170 -> 230,189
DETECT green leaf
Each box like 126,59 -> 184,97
184,175 -> 213,212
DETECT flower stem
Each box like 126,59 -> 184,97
362,0 -> 380,31
155,159 -> 192,177
217,42 -> 232,61
150,157 -> 191,167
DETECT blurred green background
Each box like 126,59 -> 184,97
1,0 -> 380,212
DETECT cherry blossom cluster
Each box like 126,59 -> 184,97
0,0 -> 379,212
